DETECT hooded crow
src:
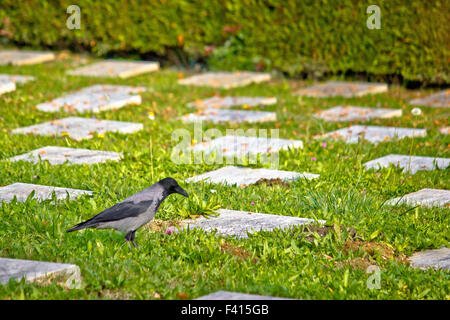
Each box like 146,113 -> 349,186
67,177 -> 189,249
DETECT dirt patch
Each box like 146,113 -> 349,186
33,271 -> 80,289
296,226 -> 406,269
255,178 -> 291,188
336,257 -> 373,270
143,219 -> 184,233
343,240 -> 399,260
220,242 -> 258,264
336,240 -> 408,269
298,224 -> 357,242
99,289 -> 134,300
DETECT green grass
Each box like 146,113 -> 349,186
0,53 -> 448,300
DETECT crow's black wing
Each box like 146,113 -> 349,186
89,200 -> 154,223
67,200 -> 153,232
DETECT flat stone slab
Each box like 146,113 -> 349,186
8,146 -> 122,165
0,182 -> 93,203
409,89 -> 450,108
0,74 -> 35,95
440,127 -> 449,135
316,106 -> 402,122
0,79 -> 15,95
188,96 -> 277,109
12,116 -> 144,141
0,50 -> 55,66
364,154 -> 450,174
192,135 -> 303,157
0,257 -> 81,288
408,247 -> 450,270
0,74 -> 35,84
67,60 -> 159,78
294,81 -> 388,98
178,71 -> 271,89
196,290 -> 293,300
388,189 -> 450,208
178,209 -> 325,239
324,125 -> 426,144
186,166 -> 319,187
36,85 -> 145,113
182,109 -> 276,123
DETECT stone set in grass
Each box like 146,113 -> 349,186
0,74 -> 34,95
0,257 -> 81,288
315,105 -> 402,122
181,109 -> 277,124
387,189 -> 450,208
178,71 -> 271,89
0,50 -> 55,66
364,154 -> 450,175
187,96 -> 277,109
36,85 -> 146,113
323,125 -> 427,144
408,247 -> 450,270
175,209 -> 325,239
294,81 -> 388,98
12,116 -> 144,141
67,60 -> 159,78
0,182 -> 92,203
195,290 -> 294,300
7,146 -> 122,166
191,135 -> 304,158
186,166 -> 319,187
409,89 -> 450,108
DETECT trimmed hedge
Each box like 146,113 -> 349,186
1,0 -> 448,83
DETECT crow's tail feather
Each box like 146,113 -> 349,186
66,220 -> 95,232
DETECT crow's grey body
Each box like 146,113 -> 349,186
67,178 -> 188,248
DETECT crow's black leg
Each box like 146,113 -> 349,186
130,230 -> 138,248
125,231 -> 134,250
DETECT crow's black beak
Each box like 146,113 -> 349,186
175,186 -> 189,198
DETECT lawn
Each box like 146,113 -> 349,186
0,52 -> 448,300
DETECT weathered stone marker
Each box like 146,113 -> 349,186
186,166 -> 318,187
67,60 -> 159,78
0,50 -> 55,66
188,96 -> 277,109
0,79 -> 15,95
176,209 -> 325,238
0,74 -> 35,95
191,135 -> 303,158
409,89 -> 449,108
324,125 -> 426,144
36,85 -> 145,113
196,290 -> 294,300
0,74 -> 35,84
408,247 -> 450,270
0,182 -> 93,203
364,154 -> 449,174
387,189 -> 450,208
0,257 -> 81,288
294,81 -> 388,98
315,106 -> 402,122
12,117 -> 143,141
8,146 -> 122,165
178,71 -> 271,89
182,109 -> 276,123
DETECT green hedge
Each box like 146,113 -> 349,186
1,0 -> 448,83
